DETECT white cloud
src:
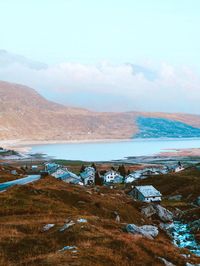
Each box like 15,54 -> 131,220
0,51 -> 200,113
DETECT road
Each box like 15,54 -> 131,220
0,175 -> 41,192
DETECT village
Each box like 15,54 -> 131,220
0,145 -> 185,203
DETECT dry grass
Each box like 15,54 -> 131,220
0,176 -> 199,265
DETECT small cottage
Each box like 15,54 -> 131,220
130,185 -> 162,202
44,163 -> 60,174
104,170 -> 123,183
80,166 -> 95,185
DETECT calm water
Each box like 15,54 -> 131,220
30,138 -> 200,161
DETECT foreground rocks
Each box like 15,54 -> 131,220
141,204 -> 173,222
126,224 -> 159,239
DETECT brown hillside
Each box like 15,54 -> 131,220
1,80 -> 200,141
0,176 -> 199,266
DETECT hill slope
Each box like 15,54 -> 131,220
1,80 -> 200,141
1,176 -> 199,266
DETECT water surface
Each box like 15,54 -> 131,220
30,138 -> 200,161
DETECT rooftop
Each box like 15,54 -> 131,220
135,185 -> 162,197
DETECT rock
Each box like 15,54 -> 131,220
59,220 -> 75,232
42,223 -> 55,232
168,195 -> 182,201
141,205 -> 156,218
196,196 -> 200,206
141,204 -> 173,222
77,218 -> 87,223
115,215 -> 120,223
190,219 -> 200,232
77,201 -> 86,205
126,224 -> 159,239
59,246 -> 77,252
154,204 -> 173,222
159,222 -> 174,232
158,257 -> 175,266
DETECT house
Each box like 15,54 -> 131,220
44,163 -> 60,174
104,170 -> 123,183
125,174 -> 136,183
80,166 -> 95,185
51,168 -> 83,185
174,162 -> 185,173
130,185 -> 162,202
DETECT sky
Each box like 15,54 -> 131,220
0,0 -> 200,113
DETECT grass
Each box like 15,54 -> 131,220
0,176 -> 200,265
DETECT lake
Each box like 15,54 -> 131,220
29,138 -> 200,161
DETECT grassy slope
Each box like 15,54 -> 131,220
0,176 -> 199,266
135,168 -> 200,201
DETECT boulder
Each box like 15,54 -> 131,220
154,204 -> 173,222
141,205 -> 156,218
126,224 -> 159,239
141,204 -> 173,222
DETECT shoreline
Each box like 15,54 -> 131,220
0,138 -> 132,153
1,138 -> 200,159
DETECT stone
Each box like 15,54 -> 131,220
190,219 -> 200,232
126,224 -> 159,239
141,205 -> 156,218
154,204 -> 173,222
168,195 -> 182,201
59,246 -> 77,252
158,257 -> 175,266
141,204 -> 173,222
42,224 -> 55,232
77,218 -> 87,223
59,220 -> 75,232
196,196 -> 200,206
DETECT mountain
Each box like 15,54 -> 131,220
0,49 -> 47,70
1,80 -> 200,141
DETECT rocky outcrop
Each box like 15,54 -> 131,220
141,204 -> 156,218
141,204 -> 173,222
126,224 -> 159,239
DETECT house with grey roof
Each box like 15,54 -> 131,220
130,185 -> 162,202
80,166 -> 95,185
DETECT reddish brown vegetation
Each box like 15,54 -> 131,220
0,176 -> 199,265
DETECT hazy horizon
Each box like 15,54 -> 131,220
0,0 -> 200,114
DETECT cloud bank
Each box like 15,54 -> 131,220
0,50 -> 199,114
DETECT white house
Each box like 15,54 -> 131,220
104,170 -> 123,183
80,166 -> 95,185
174,166 -> 185,173
130,185 -> 162,202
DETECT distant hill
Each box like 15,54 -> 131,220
1,80 -> 200,141
135,117 -> 200,138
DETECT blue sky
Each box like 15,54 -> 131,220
0,0 -> 200,114
0,0 -> 199,66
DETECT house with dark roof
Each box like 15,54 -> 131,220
130,185 -> 162,202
